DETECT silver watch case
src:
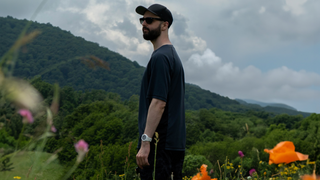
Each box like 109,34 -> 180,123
141,134 -> 152,142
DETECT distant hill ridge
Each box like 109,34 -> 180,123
0,16 -> 311,117
235,99 -> 297,111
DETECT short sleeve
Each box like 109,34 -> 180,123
147,54 -> 171,102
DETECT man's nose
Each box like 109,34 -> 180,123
142,20 -> 147,26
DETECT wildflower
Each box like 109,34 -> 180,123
13,176 -> 21,179
19,109 -> 34,124
51,125 -> 57,133
3,78 -> 42,112
238,151 -> 244,158
75,139 -> 89,162
264,141 -> 308,165
264,172 -> 267,176
249,169 -> 256,176
191,164 -> 215,180
308,161 -> 316,165
301,171 -> 320,180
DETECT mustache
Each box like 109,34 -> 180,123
143,27 -> 149,31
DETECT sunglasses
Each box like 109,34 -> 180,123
139,17 -> 163,24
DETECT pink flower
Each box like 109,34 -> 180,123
19,109 -> 34,124
51,125 -> 57,133
75,139 -> 89,162
238,151 -> 244,158
249,169 -> 256,176
75,139 -> 89,153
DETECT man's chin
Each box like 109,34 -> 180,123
143,35 -> 152,40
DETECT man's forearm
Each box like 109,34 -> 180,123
143,98 -> 166,139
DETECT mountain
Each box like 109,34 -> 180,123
236,99 -> 297,111
0,16 -> 311,117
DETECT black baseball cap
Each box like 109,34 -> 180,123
136,4 -> 173,28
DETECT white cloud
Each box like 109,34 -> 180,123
283,0 -> 307,16
259,6 -> 266,14
184,49 -> 320,103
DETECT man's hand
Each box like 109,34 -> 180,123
136,142 -> 150,169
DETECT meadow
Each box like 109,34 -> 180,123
0,151 -> 64,180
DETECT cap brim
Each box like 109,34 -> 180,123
136,5 -> 158,16
136,6 -> 148,15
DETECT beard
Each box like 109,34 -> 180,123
143,23 -> 161,41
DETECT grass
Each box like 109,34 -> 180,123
0,151 -> 65,180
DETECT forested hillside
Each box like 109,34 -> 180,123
0,16 -> 310,117
1,78 -> 319,179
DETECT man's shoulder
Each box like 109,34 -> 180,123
152,45 -> 175,60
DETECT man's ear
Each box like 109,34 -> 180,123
161,21 -> 169,31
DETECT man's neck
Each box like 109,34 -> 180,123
151,36 -> 172,51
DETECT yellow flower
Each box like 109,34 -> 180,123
260,161 -> 263,164
308,161 -> 316,165
227,166 -> 230,169
229,163 -> 233,166
119,174 -> 125,177
264,172 -> 267,175
287,177 -> 292,180
13,177 -> 21,179
238,165 -> 241,168
301,165 -> 306,168
278,164 -> 283,167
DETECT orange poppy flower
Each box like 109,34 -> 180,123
264,141 -> 308,165
192,164 -> 216,180
301,170 -> 320,180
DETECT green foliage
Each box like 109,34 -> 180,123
0,129 -> 16,148
0,157 -> 14,172
183,154 -> 213,177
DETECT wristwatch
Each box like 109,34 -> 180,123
141,134 -> 152,142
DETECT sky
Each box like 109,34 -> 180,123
1,0 -> 320,113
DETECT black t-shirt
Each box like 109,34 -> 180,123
138,45 -> 186,151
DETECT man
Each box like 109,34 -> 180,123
135,3 -> 186,180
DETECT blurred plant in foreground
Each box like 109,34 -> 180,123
0,1 -> 110,179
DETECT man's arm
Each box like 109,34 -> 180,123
136,98 -> 166,169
